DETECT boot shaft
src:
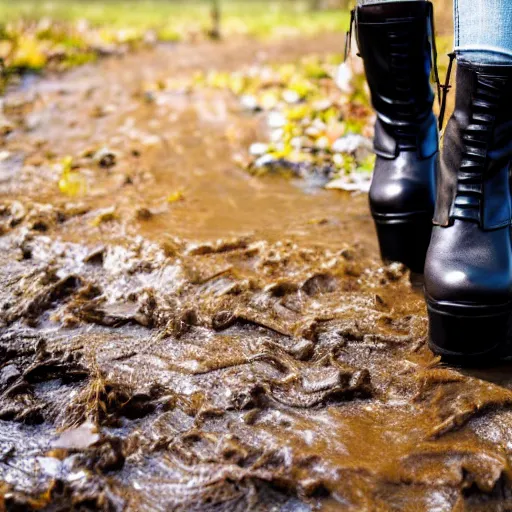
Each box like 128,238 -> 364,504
355,1 -> 437,159
434,62 -> 512,230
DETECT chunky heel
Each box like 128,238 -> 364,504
427,298 -> 512,364
373,213 -> 432,274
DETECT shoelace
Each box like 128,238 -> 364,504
344,5 -> 455,132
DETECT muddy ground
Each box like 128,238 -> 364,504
1,36 -> 512,511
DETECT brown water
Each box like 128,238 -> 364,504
2,36 -> 512,511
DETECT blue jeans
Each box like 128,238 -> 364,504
358,0 -> 512,64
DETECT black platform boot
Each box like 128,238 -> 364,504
355,1 -> 439,273
425,61 -> 512,363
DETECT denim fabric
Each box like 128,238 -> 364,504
454,0 -> 512,64
357,0 -> 512,64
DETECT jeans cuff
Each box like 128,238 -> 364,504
455,46 -> 512,65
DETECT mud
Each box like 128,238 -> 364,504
2,36 -> 512,511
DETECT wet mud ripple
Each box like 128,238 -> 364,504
2,201 -> 512,511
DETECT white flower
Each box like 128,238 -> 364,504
335,62 -> 354,94
282,89 -> 301,104
268,111 -> 286,129
249,143 -> 269,156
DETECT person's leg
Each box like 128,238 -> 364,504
357,0 -> 512,64
425,1 -> 512,362
353,0 -> 438,272
455,0 -> 512,64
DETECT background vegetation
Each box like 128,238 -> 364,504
0,0 -> 452,75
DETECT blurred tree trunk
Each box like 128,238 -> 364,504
209,0 -> 221,39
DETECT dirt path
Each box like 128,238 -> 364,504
2,36 -> 512,511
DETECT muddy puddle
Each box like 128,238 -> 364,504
2,36 -> 512,511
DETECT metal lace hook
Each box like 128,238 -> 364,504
438,52 -> 456,132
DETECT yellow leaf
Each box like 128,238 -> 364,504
167,190 -> 184,203
58,156 -> 86,196
58,172 -> 87,196
12,36 -> 46,70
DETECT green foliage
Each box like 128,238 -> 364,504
0,0 -> 351,77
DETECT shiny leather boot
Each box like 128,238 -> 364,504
425,62 -> 512,363
355,1 -> 438,273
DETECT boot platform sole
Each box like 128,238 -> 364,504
372,211 -> 433,274
426,295 -> 512,365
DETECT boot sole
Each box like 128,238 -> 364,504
426,295 -> 512,365
372,212 -> 432,274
